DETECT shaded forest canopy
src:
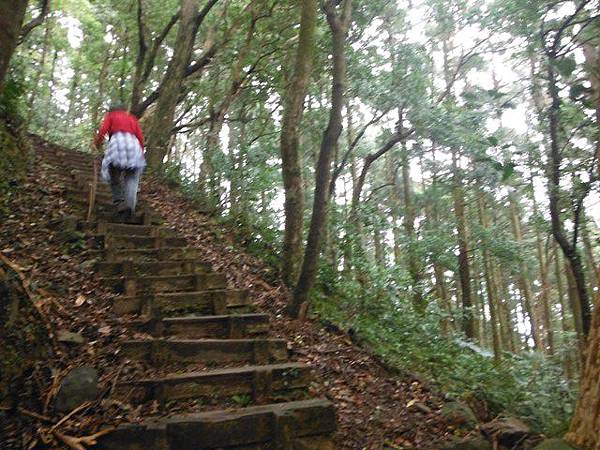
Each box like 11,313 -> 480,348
2,0 -> 600,448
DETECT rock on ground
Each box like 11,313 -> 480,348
54,366 -> 98,413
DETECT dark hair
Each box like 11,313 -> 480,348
109,102 -> 127,112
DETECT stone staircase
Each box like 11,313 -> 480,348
39,145 -> 336,449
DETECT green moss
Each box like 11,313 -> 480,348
533,439 -> 578,450
0,118 -> 29,216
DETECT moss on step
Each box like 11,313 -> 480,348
534,439 -> 578,450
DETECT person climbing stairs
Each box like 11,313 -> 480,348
39,144 -> 336,450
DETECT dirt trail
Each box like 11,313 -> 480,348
0,136 -> 455,449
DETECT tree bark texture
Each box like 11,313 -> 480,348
280,0 -> 318,287
546,59 -> 592,336
145,0 -> 200,168
451,150 -> 475,339
566,297 -> 600,449
290,0 -> 352,319
0,0 -> 28,93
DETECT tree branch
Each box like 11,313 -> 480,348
19,0 -> 50,43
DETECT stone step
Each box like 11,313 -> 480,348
67,195 -> 149,214
96,259 -> 211,277
95,246 -> 202,262
71,173 -> 111,190
67,188 -> 113,203
96,399 -> 335,450
67,193 -> 149,210
102,273 -> 226,295
113,362 -> 310,404
113,289 -> 250,316
89,234 -> 188,250
43,153 -> 94,165
121,338 -> 288,365
130,313 -> 270,339
78,221 -> 177,237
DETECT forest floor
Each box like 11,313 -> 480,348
0,135 -> 463,449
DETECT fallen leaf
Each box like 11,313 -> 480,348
75,294 -> 86,307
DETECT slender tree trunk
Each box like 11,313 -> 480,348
91,46 -> 112,128
290,0 -> 352,319
471,256 -> 485,346
42,49 -> 57,137
386,151 -> 402,265
0,0 -> 28,93
145,0 -> 199,168
582,43 -> 600,179
554,244 -> 576,381
451,150 -> 474,339
582,219 -> 600,296
497,266 -> 519,352
66,72 -> 80,123
508,191 -> 543,351
546,57 -> 592,336
27,17 -> 52,125
145,0 -> 219,168
280,0 -> 317,287
373,216 -> 385,267
477,194 -> 502,363
532,212 -> 554,354
565,260 -> 586,357
400,134 -> 424,310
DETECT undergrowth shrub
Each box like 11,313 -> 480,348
158,155 -> 576,437
0,78 -> 30,217
312,270 -> 577,436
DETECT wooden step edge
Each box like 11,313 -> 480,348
120,338 -> 288,365
96,398 -> 335,450
95,259 -> 212,277
112,289 -> 250,316
113,362 -> 310,404
126,312 -> 269,339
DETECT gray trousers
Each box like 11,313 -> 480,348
108,165 -> 141,213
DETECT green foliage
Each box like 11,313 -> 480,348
0,111 -> 29,216
312,276 -> 576,436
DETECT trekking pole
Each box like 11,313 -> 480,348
87,146 -> 99,222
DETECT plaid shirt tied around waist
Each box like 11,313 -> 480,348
101,132 -> 146,181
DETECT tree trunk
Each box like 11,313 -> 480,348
145,0 -> 200,168
400,137 -> 424,310
386,151 -> 402,265
27,17 -> 52,125
565,260 -> 586,357
290,0 -> 352,319
91,46 -> 112,129
146,0 -> 218,169
279,0 -> 317,287
554,243 -> 576,381
451,150 -> 474,339
582,43 -> 600,179
546,57 -> 592,336
582,218 -> 600,296
497,265 -> 518,352
508,191 -> 543,351
42,49 -> 57,137
373,217 -> 385,267
532,199 -> 555,355
0,0 -> 28,93
565,295 -> 600,449
477,194 -> 502,363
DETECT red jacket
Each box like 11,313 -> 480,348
94,110 -> 145,150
